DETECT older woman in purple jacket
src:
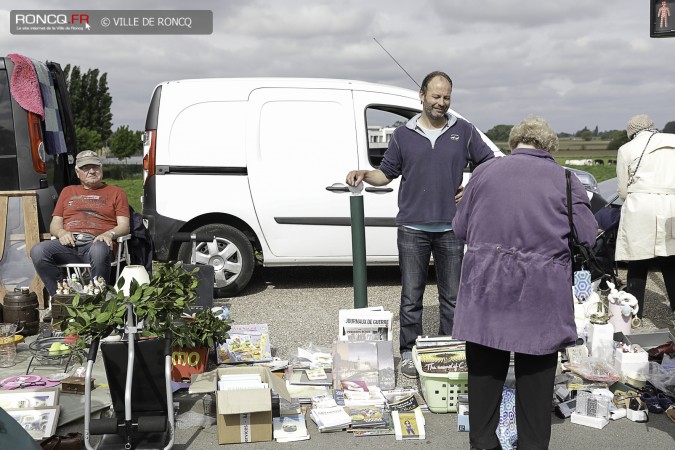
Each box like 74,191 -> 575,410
452,116 -> 597,450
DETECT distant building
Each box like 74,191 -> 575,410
367,126 -> 395,150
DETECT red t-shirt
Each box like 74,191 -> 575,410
53,184 -> 129,236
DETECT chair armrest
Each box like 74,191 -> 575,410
117,234 -> 132,243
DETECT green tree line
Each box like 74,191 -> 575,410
485,121 -> 675,151
64,64 -> 142,160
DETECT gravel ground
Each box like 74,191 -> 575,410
217,265 -> 674,365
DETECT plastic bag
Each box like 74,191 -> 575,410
646,361 -> 675,396
565,357 -> 621,383
496,386 -> 517,450
289,342 -> 333,369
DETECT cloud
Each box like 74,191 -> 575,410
2,0 -> 675,134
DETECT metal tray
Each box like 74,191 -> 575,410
621,329 -> 675,350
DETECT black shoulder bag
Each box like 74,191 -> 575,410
566,170 -> 592,273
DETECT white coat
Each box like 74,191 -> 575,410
615,130 -> 675,261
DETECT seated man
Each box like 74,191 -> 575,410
30,150 -> 130,295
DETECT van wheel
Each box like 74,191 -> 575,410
177,224 -> 255,297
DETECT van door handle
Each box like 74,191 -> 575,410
365,187 -> 393,194
325,185 -> 351,193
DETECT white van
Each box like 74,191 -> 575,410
141,78 -> 503,296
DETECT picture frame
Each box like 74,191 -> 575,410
4,406 -> 60,439
651,0 -> 675,38
0,388 -> 60,409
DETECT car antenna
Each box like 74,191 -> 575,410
373,37 -> 420,89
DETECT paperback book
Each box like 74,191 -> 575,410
381,387 -> 428,412
333,340 -> 395,390
343,405 -> 387,428
351,411 -> 395,437
273,413 -> 310,442
217,323 -> 272,363
392,409 -> 426,440
309,405 -> 352,432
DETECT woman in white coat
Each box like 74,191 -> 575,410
615,114 -> 675,319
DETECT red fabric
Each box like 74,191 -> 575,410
53,184 -> 130,237
6,53 -> 44,118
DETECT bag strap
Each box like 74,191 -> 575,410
628,130 -> 658,187
565,170 -> 575,274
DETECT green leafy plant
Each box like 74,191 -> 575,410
62,261 -> 230,350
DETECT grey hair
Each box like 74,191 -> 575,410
508,115 -> 559,153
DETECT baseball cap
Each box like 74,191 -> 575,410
76,150 -> 102,168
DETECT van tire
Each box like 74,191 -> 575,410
177,224 -> 255,297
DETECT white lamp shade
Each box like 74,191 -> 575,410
116,265 -> 150,296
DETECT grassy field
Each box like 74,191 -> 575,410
494,140 -> 618,183
107,177 -> 143,212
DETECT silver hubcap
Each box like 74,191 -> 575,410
194,238 -> 242,288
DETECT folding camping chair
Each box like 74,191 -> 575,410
55,234 -> 132,284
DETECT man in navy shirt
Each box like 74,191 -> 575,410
346,71 -> 494,378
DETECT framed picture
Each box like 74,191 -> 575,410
0,388 -> 60,409
4,406 -> 60,439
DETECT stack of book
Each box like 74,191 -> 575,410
309,404 -> 352,432
217,373 -> 268,391
415,336 -> 467,373
344,405 -> 391,434
273,413 -> 310,442
340,383 -> 386,408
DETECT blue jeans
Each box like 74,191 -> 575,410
30,240 -> 112,295
397,226 -> 463,357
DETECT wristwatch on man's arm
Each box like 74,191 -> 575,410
107,230 -> 117,239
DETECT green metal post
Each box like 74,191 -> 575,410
350,194 -> 368,308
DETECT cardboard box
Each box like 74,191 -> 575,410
570,412 -> 609,429
456,402 -> 469,432
614,348 -> 648,377
189,366 -> 290,445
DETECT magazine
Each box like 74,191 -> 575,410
338,308 -> 393,341
217,323 -> 272,363
332,340 -> 395,390
381,387 -> 428,412
343,405 -> 387,428
392,409 -> 425,440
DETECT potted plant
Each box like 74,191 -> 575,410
62,261 -> 231,380
169,308 -> 232,382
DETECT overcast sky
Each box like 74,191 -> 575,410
4,0 -> 675,135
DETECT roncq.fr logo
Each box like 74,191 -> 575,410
14,13 -> 90,26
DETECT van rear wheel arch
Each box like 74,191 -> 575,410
176,223 -> 255,297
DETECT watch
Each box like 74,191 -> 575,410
108,230 -> 117,238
